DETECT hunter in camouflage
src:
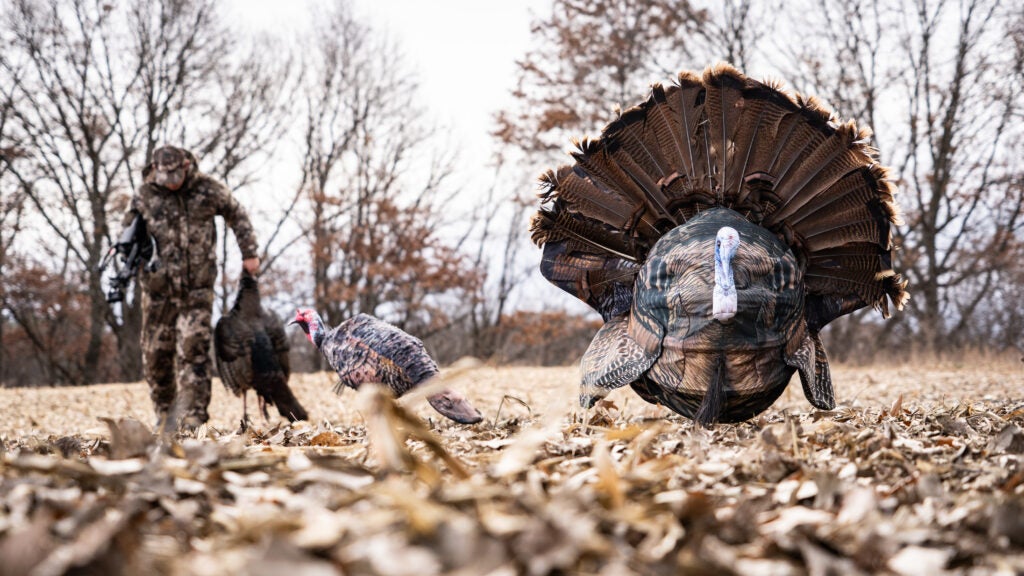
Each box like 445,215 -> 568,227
124,146 -> 260,430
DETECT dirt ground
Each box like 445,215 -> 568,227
1,361 -> 1023,575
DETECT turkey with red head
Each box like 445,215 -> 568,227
531,63 -> 909,427
289,310 -> 483,424
214,271 -> 309,424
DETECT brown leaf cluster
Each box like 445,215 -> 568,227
1,363 -> 1023,574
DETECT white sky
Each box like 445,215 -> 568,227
229,0 -> 552,192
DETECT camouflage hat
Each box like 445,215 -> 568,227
152,146 -> 189,189
153,146 -> 187,171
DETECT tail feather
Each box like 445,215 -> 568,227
725,94 -> 776,203
648,84 -> 689,178
606,144 -> 674,221
268,379 -> 309,422
540,166 -> 639,231
672,71 -> 710,187
805,268 -> 889,307
532,63 -> 908,324
768,125 -> 871,223
573,142 -> 670,224
603,105 -> 673,181
769,119 -> 830,198
798,201 -> 887,243
807,244 -> 892,272
251,331 -> 309,422
530,208 -> 640,261
802,214 -> 888,252
786,167 -> 890,228
703,64 -> 749,200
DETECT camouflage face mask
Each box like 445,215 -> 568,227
152,146 -> 189,190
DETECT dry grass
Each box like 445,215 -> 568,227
1,361 -> 1023,575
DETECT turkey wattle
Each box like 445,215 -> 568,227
289,310 -> 483,424
214,271 -> 309,424
531,63 -> 909,426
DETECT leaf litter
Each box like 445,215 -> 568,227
1,362 -> 1023,575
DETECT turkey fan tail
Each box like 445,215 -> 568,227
532,63 -> 908,323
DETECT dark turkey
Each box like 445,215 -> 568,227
289,309 -> 483,424
531,63 -> 909,426
214,271 -> 309,423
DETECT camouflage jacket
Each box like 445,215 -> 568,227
124,149 -> 258,295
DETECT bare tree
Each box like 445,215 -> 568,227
494,0 -> 708,160
890,0 -> 1020,352
0,46 -> 27,384
458,158 -> 535,359
290,3 -> 478,344
0,0 -> 148,383
781,0 -> 891,131
779,0 -> 1022,357
694,0 -> 781,70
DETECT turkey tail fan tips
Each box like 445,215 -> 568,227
532,62 -> 908,320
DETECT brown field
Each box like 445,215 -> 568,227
1,361 -> 1023,575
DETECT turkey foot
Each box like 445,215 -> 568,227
427,389 -> 483,424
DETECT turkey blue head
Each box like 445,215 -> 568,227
713,226 -> 739,321
289,308 -> 326,348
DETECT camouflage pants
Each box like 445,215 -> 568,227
141,288 -> 214,424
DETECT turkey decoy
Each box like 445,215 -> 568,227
531,63 -> 909,426
289,309 -> 483,424
214,271 -> 309,424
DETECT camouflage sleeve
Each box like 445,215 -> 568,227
213,182 -> 259,260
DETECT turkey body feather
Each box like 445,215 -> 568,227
290,310 -> 483,425
533,63 -> 908,426
322,313 -> 441,397
214,272 -> 309,423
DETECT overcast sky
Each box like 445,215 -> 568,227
228,0 -> 552,192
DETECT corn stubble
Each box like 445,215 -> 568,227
0,363 -> 1022,575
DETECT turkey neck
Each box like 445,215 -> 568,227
308,311 -> 328,349
235,280 -> 262,317
714,244 -> 734,293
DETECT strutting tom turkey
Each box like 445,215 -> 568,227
531,64 -> 909,426
290,310 -> 483,424
214,271 -> 309,424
